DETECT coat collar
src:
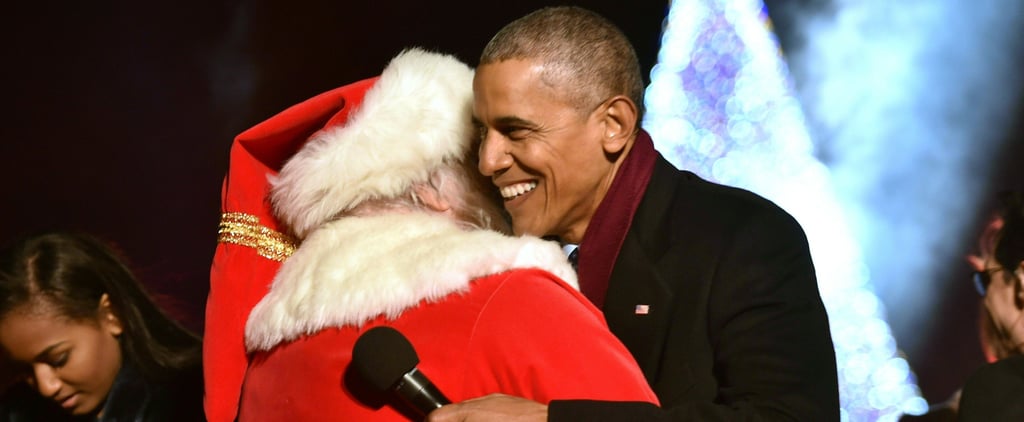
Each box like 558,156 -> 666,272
244,212 -> 577,351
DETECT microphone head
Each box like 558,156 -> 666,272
352,326 -> 420,393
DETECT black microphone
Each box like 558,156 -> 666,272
351,326 -> 451,417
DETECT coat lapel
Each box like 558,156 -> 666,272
601,156 -> 691,387
603,228 -> 674,383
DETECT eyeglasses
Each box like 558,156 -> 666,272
973,268 -> 1004,296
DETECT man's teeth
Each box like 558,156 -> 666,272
500,182 -> 537,199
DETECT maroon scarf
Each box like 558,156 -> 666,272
576,130 -> 657,309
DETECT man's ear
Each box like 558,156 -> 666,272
966,254 -> 986,271
599,95 -> 638,155
98,293 -> 123,337
414,183 -> 452,213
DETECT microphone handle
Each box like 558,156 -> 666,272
394,368 -> 451,416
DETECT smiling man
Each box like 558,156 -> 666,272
473,57 -> 627,246
430,6 -> 839,422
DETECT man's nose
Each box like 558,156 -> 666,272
478,133 -> 512,177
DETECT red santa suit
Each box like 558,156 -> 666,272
210,48 -> 658,421
239,213 -> 658,420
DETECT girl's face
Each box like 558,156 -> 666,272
0,295 -> 123,416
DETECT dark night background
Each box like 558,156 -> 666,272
2,0 -> 1021,409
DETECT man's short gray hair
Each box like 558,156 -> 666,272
480,6 -> 645,121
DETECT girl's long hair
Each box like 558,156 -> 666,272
0,232 -> 201,381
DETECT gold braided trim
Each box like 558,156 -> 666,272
218,212 -> 297,262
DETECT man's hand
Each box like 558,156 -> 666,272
426,393 -> 548,422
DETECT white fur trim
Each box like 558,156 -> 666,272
244,213 -> 578,352
269,48 -> 475,239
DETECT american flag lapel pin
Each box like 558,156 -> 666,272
634,304 -> 650,315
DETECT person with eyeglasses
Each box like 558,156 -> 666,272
958,189 -> 1024,421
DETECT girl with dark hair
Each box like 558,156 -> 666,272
0,232 -> 203,421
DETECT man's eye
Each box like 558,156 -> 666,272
507,128 -> 530,140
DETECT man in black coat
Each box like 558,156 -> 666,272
429,5 -> 838,421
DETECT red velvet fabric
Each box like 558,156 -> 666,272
237,268 -> 658,421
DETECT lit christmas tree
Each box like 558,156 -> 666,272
643,1 -> 927,420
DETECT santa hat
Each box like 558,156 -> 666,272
204,48 -> 472,422
270,48 -> 476,239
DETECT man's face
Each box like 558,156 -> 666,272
968,216 -> 1024,355
981,260 -> 1024,350
472,59 -> 615,243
